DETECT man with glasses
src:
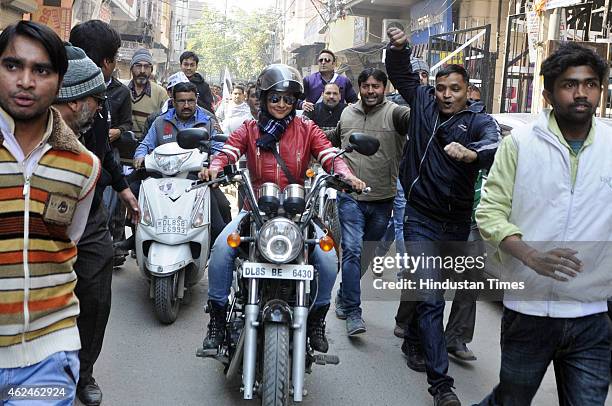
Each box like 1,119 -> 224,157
299,49 -> 358,113
129,48 -> 168,141
131,81 -> 229,245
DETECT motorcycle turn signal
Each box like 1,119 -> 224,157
227,231 -> 242,248
318,234 -> 334,252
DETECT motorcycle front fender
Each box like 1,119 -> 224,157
262,299 -> 292,324
146,242 -> 193,276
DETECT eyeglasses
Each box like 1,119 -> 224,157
267,93 -> 296,105
175,99 -> 197,106
318,57 -> 332,63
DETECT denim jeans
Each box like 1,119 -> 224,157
402,203 -> 471,395
478,308 -> 611,406
337,193 -> 393,317
0,351 -> 79,405
207,211 -> 337,308
376,179 -> 406,257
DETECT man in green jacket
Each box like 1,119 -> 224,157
326,68 -> 410,336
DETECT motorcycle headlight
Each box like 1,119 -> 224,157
140,191 -> 153,226
190,187 -> 208,228
154,151 -> 192,175
257,218 -> 303,264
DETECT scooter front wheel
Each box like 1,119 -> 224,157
153,274 -> 180,324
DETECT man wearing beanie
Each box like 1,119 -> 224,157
69,20 -> 140,406
54,45 -> 107,135
128,48 -> 168,141
70,20 -> 135,271
0,22 -> 100,406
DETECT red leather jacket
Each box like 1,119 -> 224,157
209,116 -> 353,191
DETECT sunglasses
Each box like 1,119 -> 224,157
318,57 -> 332,63
267,94 -> 296,105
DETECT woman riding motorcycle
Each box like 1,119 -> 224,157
199,64 -> 365,353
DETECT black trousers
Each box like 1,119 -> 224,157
74,204 -> 114,382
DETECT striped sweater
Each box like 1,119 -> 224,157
0,107 -> 100,368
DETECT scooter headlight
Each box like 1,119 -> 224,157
154,151 -> 192,175
257,218 -> 303,264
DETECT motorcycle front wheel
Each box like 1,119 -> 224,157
262,323 -> 290,406
153,274 -> 180,324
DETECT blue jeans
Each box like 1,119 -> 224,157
376,179 -> 406,257
402,203 -> 471,395
207,211 -> 337,308
337,193 -> 393,317
478,308 -> 611,406
0,351 -> 79,405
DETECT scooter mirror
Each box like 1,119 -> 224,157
348,133 -> 379,156
177,128 -> 210,150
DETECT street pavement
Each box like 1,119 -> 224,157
76,256 -> 583,406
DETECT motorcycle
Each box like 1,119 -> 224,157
134,129 -> 227,324
179,130 -> 379,405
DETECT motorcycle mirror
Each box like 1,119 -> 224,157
348,133 -> 379,156
177,128 -> 210,150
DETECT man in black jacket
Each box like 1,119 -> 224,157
304,82 -> 346,131
180,50 -> 215,113
69,20 -> 133,266
69,20 -> 139,406
385,27 -> 500,406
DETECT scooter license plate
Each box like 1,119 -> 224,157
155,218 -> 188,235
242,262 -> 314,281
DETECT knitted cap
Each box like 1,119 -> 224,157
411,58 -> 430,74
57,43 -> 106,103
131,48 -> 154,68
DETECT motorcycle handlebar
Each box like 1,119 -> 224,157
326,175 -> 370,195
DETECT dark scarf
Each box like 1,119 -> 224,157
256,109 -> 295,150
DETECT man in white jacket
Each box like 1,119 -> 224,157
476,42 -> 611,405
216,84 -> 253,134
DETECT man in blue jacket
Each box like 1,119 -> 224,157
385,27 -> 501,406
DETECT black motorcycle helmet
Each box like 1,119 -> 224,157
256,64 -> 304,98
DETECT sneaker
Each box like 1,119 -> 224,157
334,292 -> 347,320
447,343 -> 477,361
346,314 -> 366,336
393,324 -> 405,338
401,339 -> 426,372
433,384 -> 461,406
371,263 -> 384,277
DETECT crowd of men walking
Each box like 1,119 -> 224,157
0,17 -> 610,406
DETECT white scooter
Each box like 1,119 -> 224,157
135,129 -> 225,323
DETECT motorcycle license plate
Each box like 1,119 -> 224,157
155,218 -> 188,235
242,262 -> 314,281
